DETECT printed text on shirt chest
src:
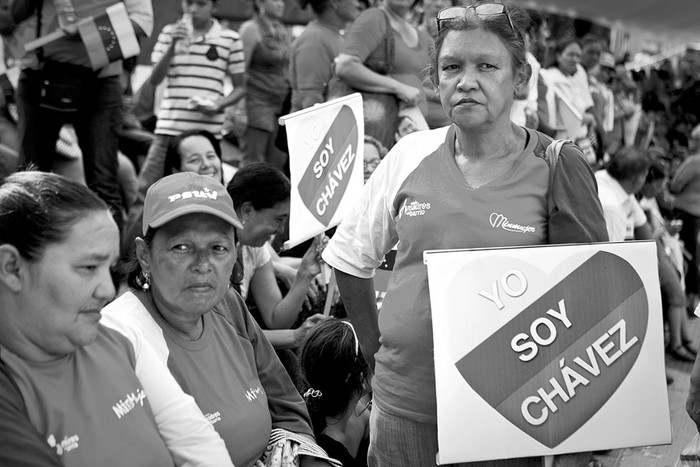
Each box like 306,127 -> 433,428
490,212 -> 536,234
398,198 -> 432,219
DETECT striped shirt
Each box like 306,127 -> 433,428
153,19 -> 245,136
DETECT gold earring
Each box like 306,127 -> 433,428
140,271 -> 151,291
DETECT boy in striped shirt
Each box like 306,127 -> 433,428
137,0 -> 246,194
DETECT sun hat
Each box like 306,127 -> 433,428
142,172 -> 243,235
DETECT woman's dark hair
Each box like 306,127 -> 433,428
606,146 -> 652,182
297,0 -> 331,15
226,162 -> 291,211
580,33 -> 602,50
645,150 -> 669,183
646,162 -> 668,183
0,171 -> 108,260
163,129 -> 222,177
124,229 -> 156,290
300,319 -> 369,436
545,37 -> 582,69
429,1 -> 531,89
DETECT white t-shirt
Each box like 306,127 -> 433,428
595,170 -> 646,241
240,243 -> 272,301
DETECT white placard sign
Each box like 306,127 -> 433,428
280,94 -> 364,249
424,241 -> 671,464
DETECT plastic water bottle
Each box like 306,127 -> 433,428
174,13 -> 193,55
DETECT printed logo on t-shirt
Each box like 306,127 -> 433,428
205,411 -> 222,425
112,388 -> 147,419
398,198 -> 431,219
245,385 -> 264,402
489,212 -> 536,234
47,433 -> 79,456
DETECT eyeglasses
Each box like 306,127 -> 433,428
436,3 -> 514,33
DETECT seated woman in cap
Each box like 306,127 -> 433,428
103,172 -> 338,467
122,129 -> 229,258
0,172 -> 232,467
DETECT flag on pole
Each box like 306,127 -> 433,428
77,3 -> 140,70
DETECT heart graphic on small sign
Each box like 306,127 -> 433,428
298,105 -> 359,226
454,251 -> 647,448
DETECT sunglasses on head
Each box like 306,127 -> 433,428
436,3 -> 514,33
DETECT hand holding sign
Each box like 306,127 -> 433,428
299,236 -> 329,282
425,242 -> 670,464
457,251 -> 645,448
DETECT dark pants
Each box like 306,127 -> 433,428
17,68 -> 124,225
680,212 -> 700,296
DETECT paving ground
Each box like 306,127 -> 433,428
593,315 -> 700,467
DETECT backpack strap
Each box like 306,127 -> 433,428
546,139 -> 569,216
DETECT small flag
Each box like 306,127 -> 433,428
77,3 -> 140,70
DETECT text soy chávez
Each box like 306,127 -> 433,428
517,311 -> 638,426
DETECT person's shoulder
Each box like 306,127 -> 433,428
211,289 -> 250,335
417,27 -> 433,46
239,19 -> 260,37
594,169 -> 615,193
353,7 -> 386,27
92,323 -> 138,363
300,22 -> 336,42
102,290 -> 148,319
159,22 -> 176,35
530,129 -> 554,155
540,66 -> 564,83
530,129 -> 586,165
381,127 -> 450,178
101,291 -> 161,346
574,64 -> 588,80
219,25 -> 241,41
395,126 -> 449,148
292,23 -> 325,47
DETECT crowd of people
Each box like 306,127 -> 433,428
2,0 -> 700,466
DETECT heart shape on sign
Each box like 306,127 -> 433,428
454,251 -> 647,448
298,105 -> 359,226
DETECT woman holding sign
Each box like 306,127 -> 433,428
226,163 -> 329,350
323,2 -> 608,466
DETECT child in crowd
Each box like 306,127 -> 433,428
300,319 -> 370,467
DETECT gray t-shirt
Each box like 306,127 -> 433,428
1,325 -> 173,467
